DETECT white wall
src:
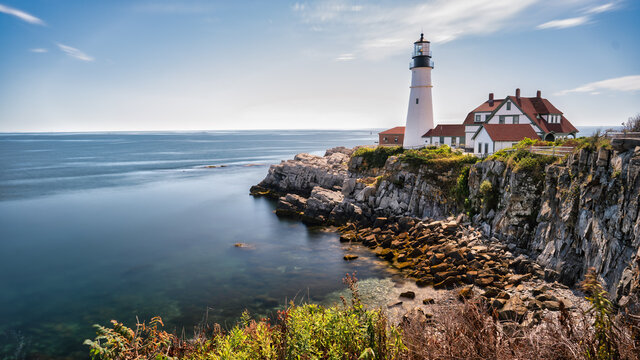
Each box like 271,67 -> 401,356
404,67 -> 434,148
423,136 -> 456,147
472,111 -> 491,124
465,125 -> 480,150
494,141 -> 517,152
473,128 -> 494,156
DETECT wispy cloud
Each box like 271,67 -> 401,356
555,75 -> 640,96
30,48 -> 48,53
293,0 -> 540,59
335,53 -> 355,61
57,43 -> 94,62
537,16 -> 589,29
585,2 -> 616,14
0,3 -> 45,25
537,1 -> 617,30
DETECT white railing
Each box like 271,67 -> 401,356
527,146 -> 575,156
499,145 -> 575,156
604,131 -> 640,139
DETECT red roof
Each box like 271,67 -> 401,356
422,124 -> 465,137
462,99 -> 503,125
505,96 -> 577,134
379,126 -> 405,135
463,94 -> 578,134
479,124 -> 541,141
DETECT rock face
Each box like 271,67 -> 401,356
252,145 -> 640,309
468,147 -> 640,305
252,149 -> 351,197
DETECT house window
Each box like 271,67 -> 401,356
475,114 -> 481,122
452,137 -> 457,145
485,143 -> 489,154
459,136 -> 465,145
440,136 -> 444,144
394,137 -> 398,143
383,136 -> 388,142
499,115 -> 506,124
506,102 -> 511,110
513,115 -> 519,124
416,98 -> 419,104
478,142 -> 482,153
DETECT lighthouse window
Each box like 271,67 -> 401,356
416,98 -> 419,104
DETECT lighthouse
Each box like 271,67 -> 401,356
403,34 -> 434,148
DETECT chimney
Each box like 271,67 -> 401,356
515,88 -> 521,100
536,90 -> 541,98
488,93 -> 494,106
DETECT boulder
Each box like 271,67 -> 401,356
399,291 -> 416,299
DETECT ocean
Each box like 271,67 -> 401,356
0,127 -> 608,358
0,130 -> 399,359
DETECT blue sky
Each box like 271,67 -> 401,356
0,0 -> 638,132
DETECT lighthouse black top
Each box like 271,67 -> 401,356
411,33 -> 434,69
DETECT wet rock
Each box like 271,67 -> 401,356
343,254 -> 358,261
498,296 -> 528,322
399,291 -> 416,299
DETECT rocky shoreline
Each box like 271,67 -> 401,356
250,144 -> 639,323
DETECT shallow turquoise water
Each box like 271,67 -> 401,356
0,130 -> 394,359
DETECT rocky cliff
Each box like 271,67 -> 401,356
468,147 -> 640,308
251,145 -> 640,310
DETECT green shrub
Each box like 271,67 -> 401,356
352,146 -> 404,169
488,146 -> 557,183
478,180 -> 498,211
452,166 -> 472,214
581,268 -> 619,360
573,131 -> 612,151
398,146 -> 478,171
85,275 -> 406,360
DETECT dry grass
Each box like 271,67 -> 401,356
400,298 -> 640,360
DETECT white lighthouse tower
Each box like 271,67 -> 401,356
403,34 -> 434,148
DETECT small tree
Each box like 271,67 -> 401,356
622,113 -> 640,132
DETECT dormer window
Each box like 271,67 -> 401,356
475,114 -> 482,122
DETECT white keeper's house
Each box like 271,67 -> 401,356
460,89 -> 578,155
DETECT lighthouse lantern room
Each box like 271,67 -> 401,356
403,33 -> 434,148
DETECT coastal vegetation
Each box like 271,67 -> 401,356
397,146 -> 478,170
85,274 -> 406,360
352,146 -> 404,169
85,271 -> 639,360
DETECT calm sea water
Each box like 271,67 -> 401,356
0,130 -> 400,359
